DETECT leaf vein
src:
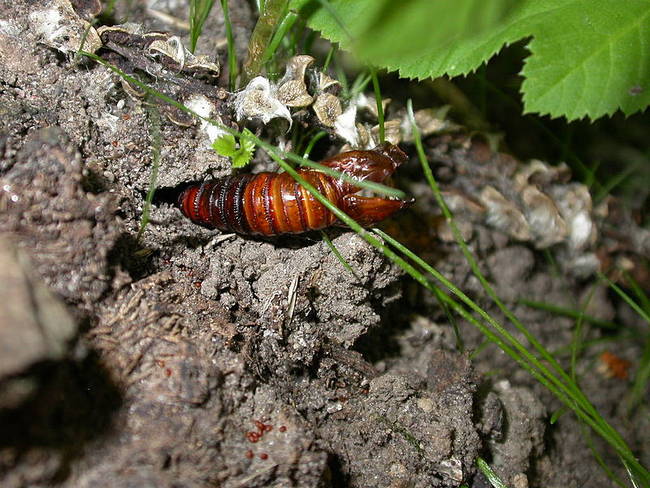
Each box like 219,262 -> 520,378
530,9 -> 650,107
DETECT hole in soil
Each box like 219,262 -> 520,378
106,233 -> 155,281
152,185 -> 185,208
80,168 -> 111,194
326,452 -> 349,486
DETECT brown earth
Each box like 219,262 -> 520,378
1,1 -> 648,487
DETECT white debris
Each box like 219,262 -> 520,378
334,103 -> 359,147
28,0 -> 101,54
185,94 -> 228,146
234,76 -> 292,127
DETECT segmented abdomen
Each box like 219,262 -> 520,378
178,170 -> 341,236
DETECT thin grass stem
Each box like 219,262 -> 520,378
261,10 -> 298,67
599,273 -> 650,325
373,228 -> 647,482
570,284 -> 598,382
81,51 -> 401,199
628,337 -> 650,414
189,0 -> 216,53
622,271 -> 650,316
322,46 -> 335,71
219,0 -> 237,91
581,422 -> 630,488
349,71 -> 372,101
594,161 -> 640,203
406,99 -> 607,425
371,69 -> 385,143
518,299 -> 619,330
137,102 -> 161,239
281,152 -> 405,198
405,99 -> 647,483
321,231 -> 361,280
476,458 -> 508,488
302,130 -> 327,158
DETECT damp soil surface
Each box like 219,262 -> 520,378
1,2 -> 649,488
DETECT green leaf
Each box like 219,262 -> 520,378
521,1 -> 650,120
212,130 -> 255,168
212,134 -> 237,156
240,128 -> 257,155
291,0 -> 522,77
232,149 -> 252,168
231,129 -> 256,168
293,0 -> 650,120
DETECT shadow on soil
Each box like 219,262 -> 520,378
0,350 -> 123,481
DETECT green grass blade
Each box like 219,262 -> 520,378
406,98 -> 606,424
599,273 -> 650,325
628,336 -> 650,414
189,0 -> 216,53
137,102 -> 161,240
302,130 -> 327,158
403,98 -> 648,483
371,69 -> 385,143
623,271 -> 650,317
349,71 -> 372,101
322,45 -> 335,71
549,406 -> 567,424
372,227 -> 648,483
476,458 -> 508,488
518,299 -> 619,330
81,51 -> 402,199
579,423 -> 629,488
261,10 -> 298,66
320,230 -> 360,280
619,272 -> 650,414
220,0 -> 238,91
594,161 -> 641,203
437,289 -> 464,353
282,152 -> 405,198
570,285 -> 598,383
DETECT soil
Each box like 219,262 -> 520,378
1,2 -> 648,488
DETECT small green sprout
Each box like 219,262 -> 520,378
212,128 -> 257,168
